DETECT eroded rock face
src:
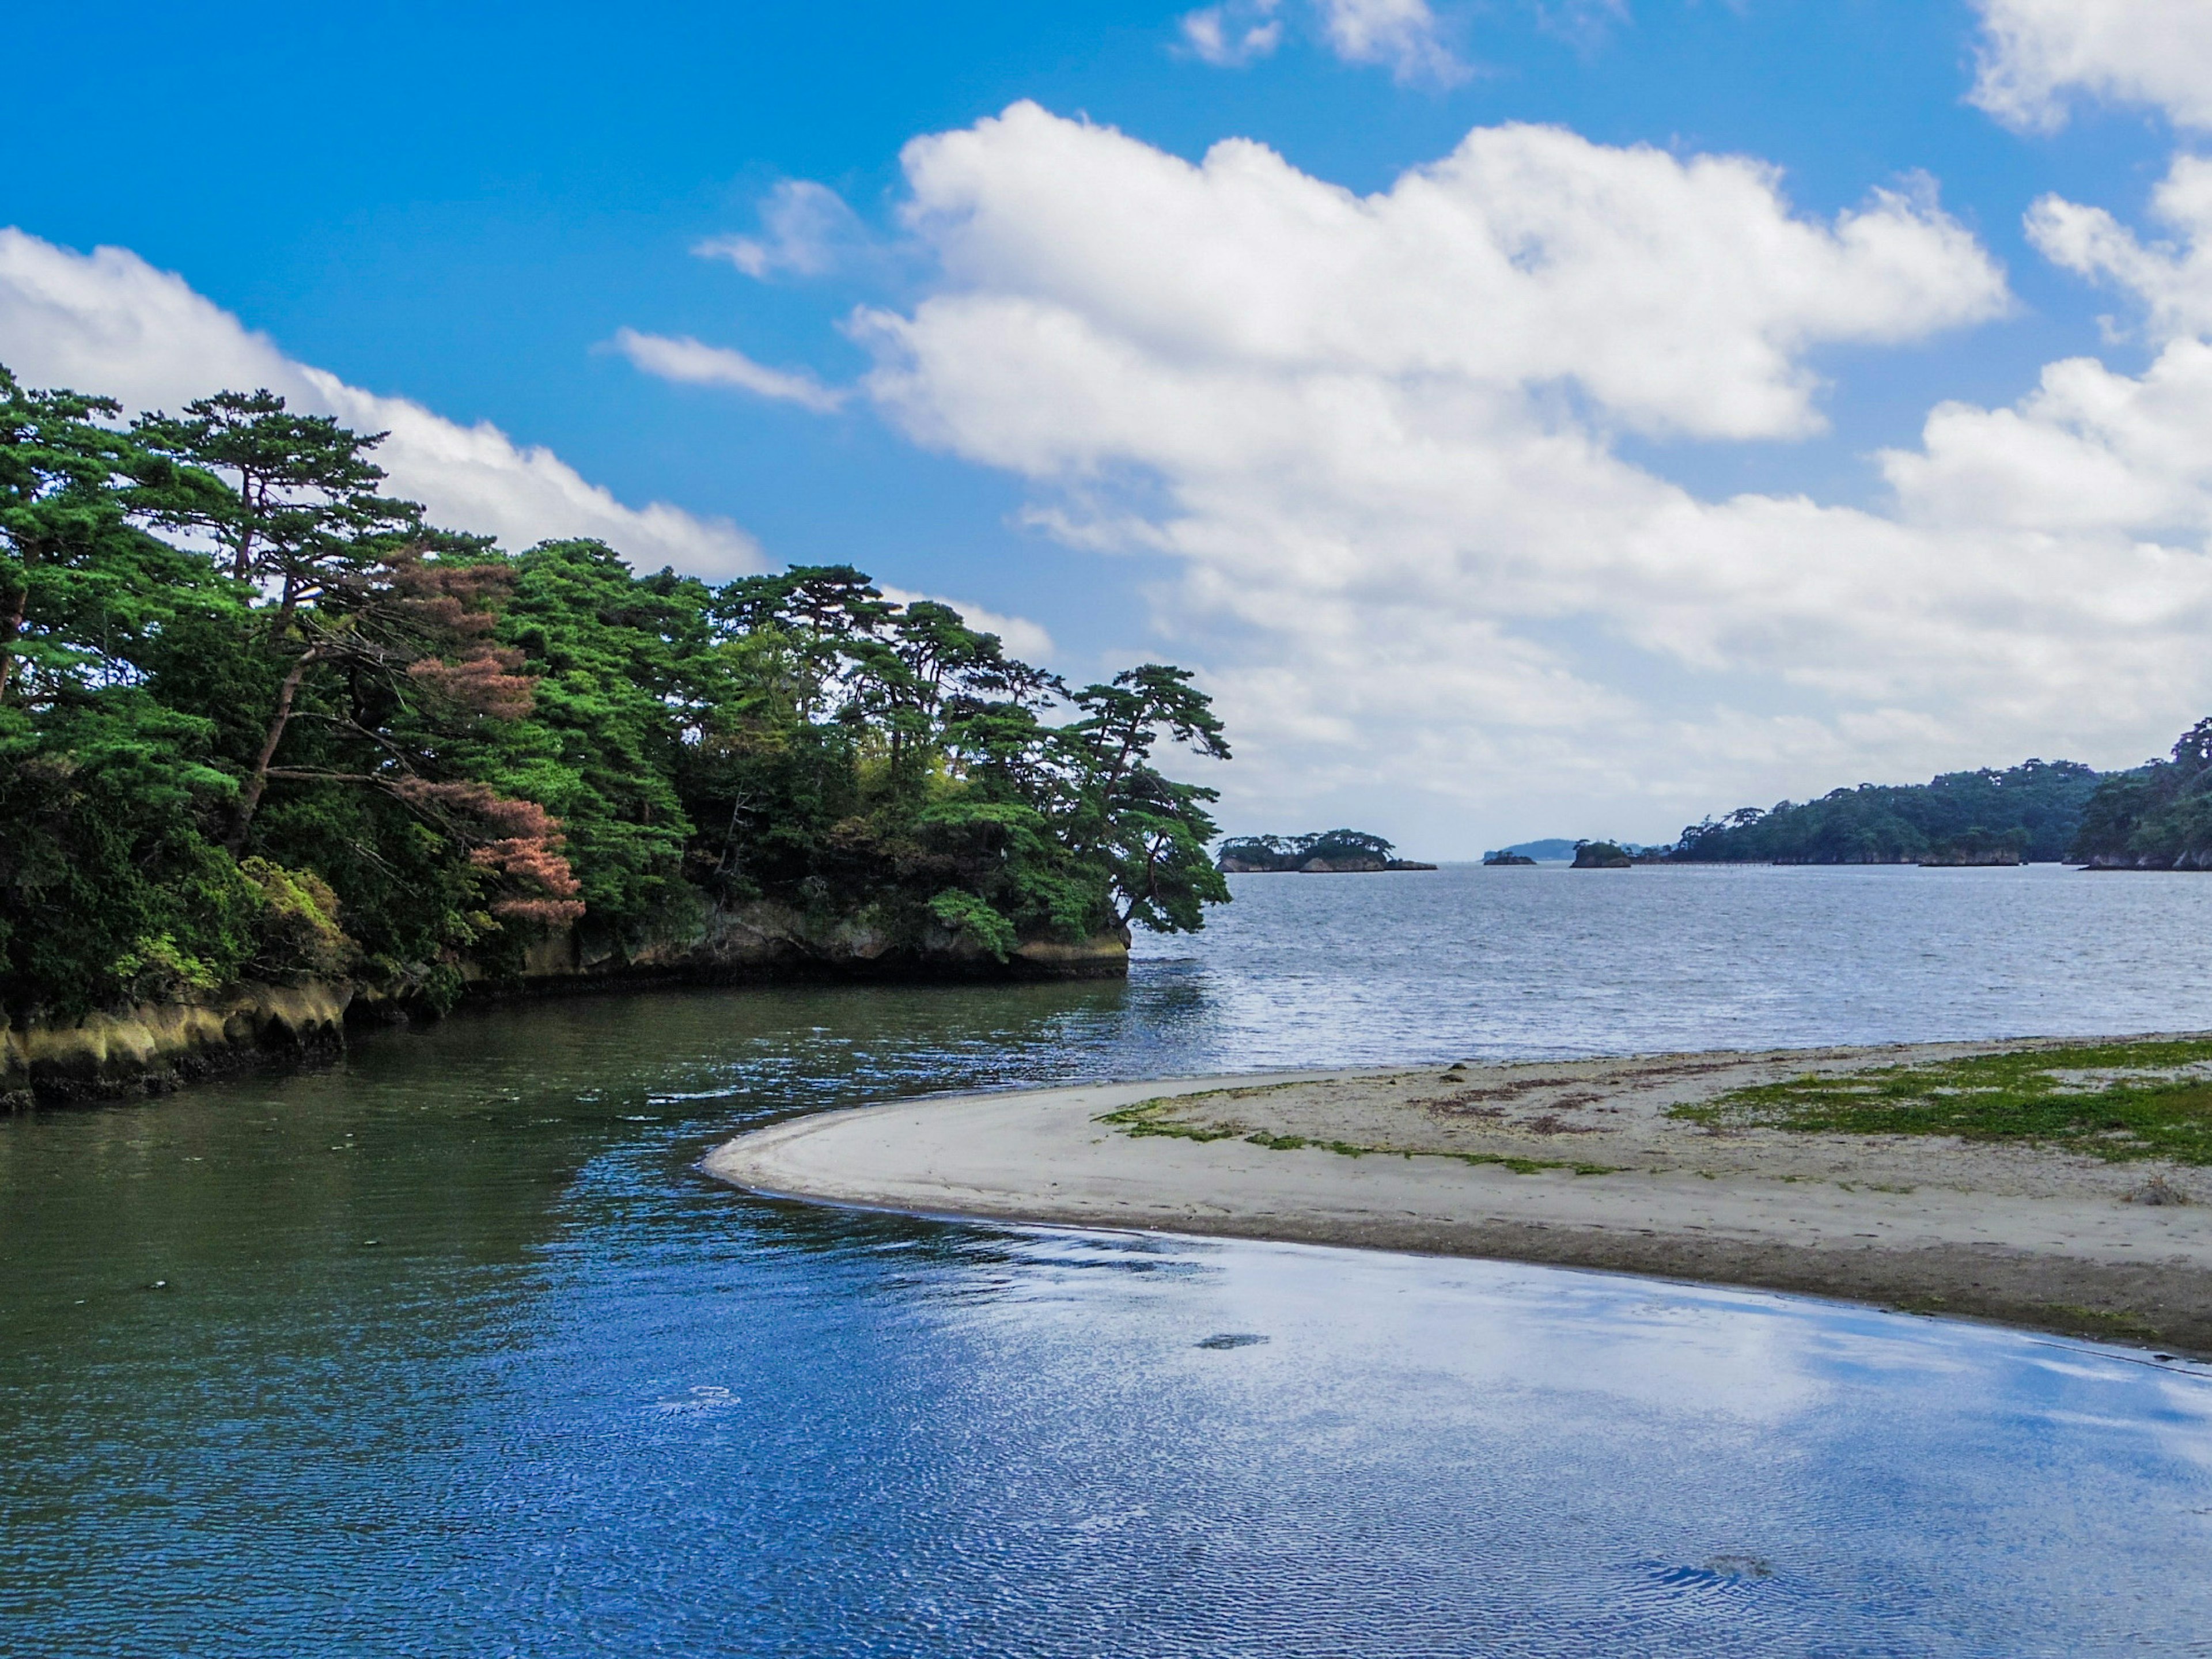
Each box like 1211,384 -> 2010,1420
2,981 -> 352,1109
2082,850 -> 2212,871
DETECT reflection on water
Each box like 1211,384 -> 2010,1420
2,865 -> 2211,1654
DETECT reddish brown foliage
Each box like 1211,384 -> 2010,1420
407,647 -> 535,720
389,778 -> 586,926
383,552 -> 537,721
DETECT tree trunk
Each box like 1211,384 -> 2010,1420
228,654 -> 312,852
0,580 -> 26,707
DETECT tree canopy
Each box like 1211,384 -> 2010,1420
1668,759 -> 2103,865
2068,720 -> 2212,868
1218,829 -> 1397,870
0,366 -> 1232,1021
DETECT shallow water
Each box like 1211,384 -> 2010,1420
4,864 -> 2211,1654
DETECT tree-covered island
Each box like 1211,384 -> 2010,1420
1217,830 -> 1435,872
1,367 -> 1233,1097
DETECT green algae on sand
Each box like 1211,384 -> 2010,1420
1671,1036 -> 2212,1165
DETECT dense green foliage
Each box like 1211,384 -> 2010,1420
1671,1037 -> 2212,1165
1217,828 -> 1396,870
1669,758 -> 2102,864
0,366 -> 1230,1021
2068,718 -> 2212,869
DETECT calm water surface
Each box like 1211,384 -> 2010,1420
5,865 -> 2212,1655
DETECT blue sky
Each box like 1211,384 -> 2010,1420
10,1 -> 2212,851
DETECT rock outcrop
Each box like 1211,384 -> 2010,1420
1571,842 -> 1635,869
2,981 -> 351,1110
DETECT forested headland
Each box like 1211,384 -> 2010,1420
1668,759 -> 2104,865
2068,719 -> 2212,870
0,366 -> 1232,1045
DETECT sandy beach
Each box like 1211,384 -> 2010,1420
703,1041 -> 2212,1357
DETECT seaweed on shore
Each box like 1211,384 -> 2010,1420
1671,1037 -> 2212,1165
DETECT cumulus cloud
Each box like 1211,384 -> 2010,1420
694,180 -> 871,280
882,109 -> 2005,445
2027,154 -> 2212,343
1970,0 -> 2212,131
610,327 -> 847,412
1889,157 -> 2212,541
0,228 -> 762,578
853,103 -> 2212,845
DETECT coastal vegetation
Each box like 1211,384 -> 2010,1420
1671,1036 -> 2212,1165
1216,828 -> 1434,872
0,366 -> 1232,1029
1668,758 -> 2101,865
2067,718 -> 2212,870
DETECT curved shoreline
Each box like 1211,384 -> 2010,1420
702,1050 -> 2212,1359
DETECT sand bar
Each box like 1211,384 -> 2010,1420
702,1041 -> 2212,1357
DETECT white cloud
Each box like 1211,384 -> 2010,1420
1891,157 -> 2212,540
878,585 -> 1055,662
694,180 -> 869,280
610,327 -> 847,412
851,103 -> 2212,848
881,105 -> 2006,444
1178,0 -> 1461,82
1180,1 -> 1285,67
2026,153 -> 2212,343
0,228 -> 762,579
1969,0 -> 2212,131
1531,0 -> 1630,49
1315,0 -> 1467,83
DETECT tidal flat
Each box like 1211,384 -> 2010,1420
706,1037 -> 2212,1355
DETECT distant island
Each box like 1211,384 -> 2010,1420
1217,830 -> 1437,873
1483,838 -> 1666,866
1484,838 -> 1578,862
1620,721 -> 2212,869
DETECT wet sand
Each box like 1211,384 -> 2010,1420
702,1042 -> 2212,1357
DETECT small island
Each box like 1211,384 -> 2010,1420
1217,829 -> 1437,873
1571,840 -> 1635,868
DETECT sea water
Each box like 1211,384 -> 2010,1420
2,863 -> 2209,1654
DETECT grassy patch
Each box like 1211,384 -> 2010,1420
1671,1037 -> 2212,1164
2043,1302 -> 2164,1341
1097,1100 -> 1616,1175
